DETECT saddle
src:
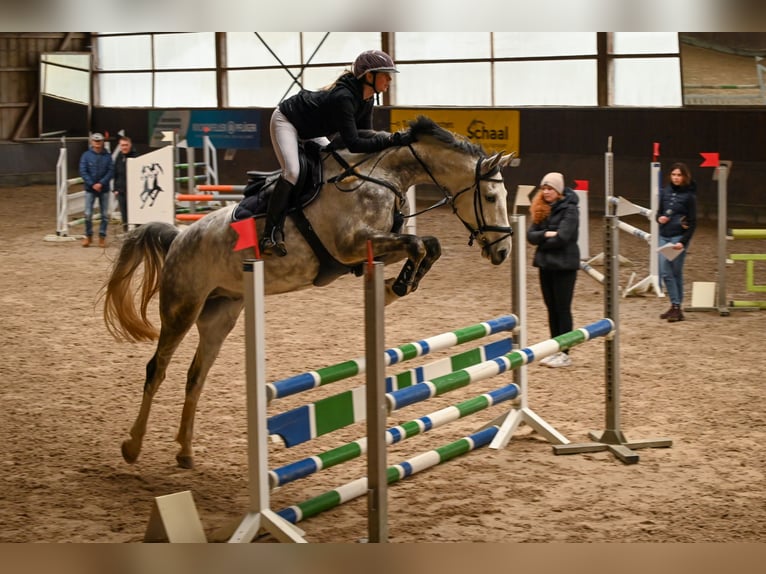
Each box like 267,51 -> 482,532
233,140 -> 325,220
231,141 -> 365,286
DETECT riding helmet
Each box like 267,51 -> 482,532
353,50 -> 399,78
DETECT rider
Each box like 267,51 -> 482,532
261,49 -> 414,256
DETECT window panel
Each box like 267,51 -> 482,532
611,33 -> 679,54
396,33 -> 490,60
96,35 -> 152,71
302,32 -> 381,65
41,55 -> 90,104
98,73 -> 152,107
495,60 -> 598,106
228,68 -> 305,107
154,33 -> 216,70
612,57 -> 682,106
226,32 -> 302,68
154,71 -> 217,107
396,62 -> 491,106
494,33 -> 597,58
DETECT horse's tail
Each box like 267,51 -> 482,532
102,222 -> 181,343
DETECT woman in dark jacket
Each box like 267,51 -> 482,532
527,172 -> 581,368
656,162 -> 697,322
261,49 -> 412,256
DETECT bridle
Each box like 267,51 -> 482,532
327,144 -> 513,248
405,145 -> 513,248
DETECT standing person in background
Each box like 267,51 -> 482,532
79,132 -> 114,247
527,172 -> 581,368
112,135 -> 137,234
657,162 -> 697,322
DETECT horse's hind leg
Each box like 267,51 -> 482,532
175,296 -> 244,469
122,324 -> 190,464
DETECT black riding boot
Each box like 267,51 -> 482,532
260,177 -> 294,257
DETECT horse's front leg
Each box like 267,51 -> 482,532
364,233 -> 429,303
409,235 -> 442,292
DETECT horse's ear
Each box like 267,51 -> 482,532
498,151 -> 517,169
481,152 -> 505,175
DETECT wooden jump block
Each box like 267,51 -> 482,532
144,490 -> 207,543
690,281 -> 717,307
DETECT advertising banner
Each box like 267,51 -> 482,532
390,109 -> 520,155
149,110 -> 261,150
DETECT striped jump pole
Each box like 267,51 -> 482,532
269,383 -> 519,488
197,184 -> 247,193
267,337 -> 513,447
176,193 -> 244,202
174,162 -> 207,169
616,219 -> 651,244
387,318 -> 615,412
276,426 -> 500,526
266,315 -> 518,401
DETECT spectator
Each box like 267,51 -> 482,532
527,172 -> 581,368
113,135 -> 138,234
79,132 -> 114,247
657,162 -> 697,322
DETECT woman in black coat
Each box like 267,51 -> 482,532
527,172 -> 581,368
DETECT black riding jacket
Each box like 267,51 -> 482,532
278,72 -> 391,153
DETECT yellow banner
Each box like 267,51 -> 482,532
390,109 -> 520,155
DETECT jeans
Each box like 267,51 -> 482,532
659,234 -> 687,305
84,190 -> 110,238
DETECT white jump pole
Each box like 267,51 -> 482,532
228,258 -> 307,544
56,140 -> 69,237
489,213 -> 570,449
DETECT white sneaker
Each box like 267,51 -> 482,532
547,353 -> 572,368
539,352 -> 561,366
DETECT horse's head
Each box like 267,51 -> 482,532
452,151 -> 514,265
405,117 -> 513,265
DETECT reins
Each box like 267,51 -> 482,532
405,145 -> 513,247
324,142 -> 513,248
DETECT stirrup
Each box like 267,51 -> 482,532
260,229 -> 287,257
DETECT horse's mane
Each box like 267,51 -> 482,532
407,115 -> 486,157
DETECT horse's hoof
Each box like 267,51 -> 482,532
176,454 -> 194,469
121,440 -> 139,464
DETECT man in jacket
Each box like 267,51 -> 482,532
112,135 -> 138,234
79,132 -> 114,247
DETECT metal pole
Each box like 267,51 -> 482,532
600,215 -> 626,444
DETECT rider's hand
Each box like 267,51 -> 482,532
390,131 -> 415,147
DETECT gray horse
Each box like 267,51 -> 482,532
103,116 -> 515,468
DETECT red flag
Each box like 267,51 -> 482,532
700,152 -> 720,167
574,179 -> 589,191
230,219 -> 258,252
